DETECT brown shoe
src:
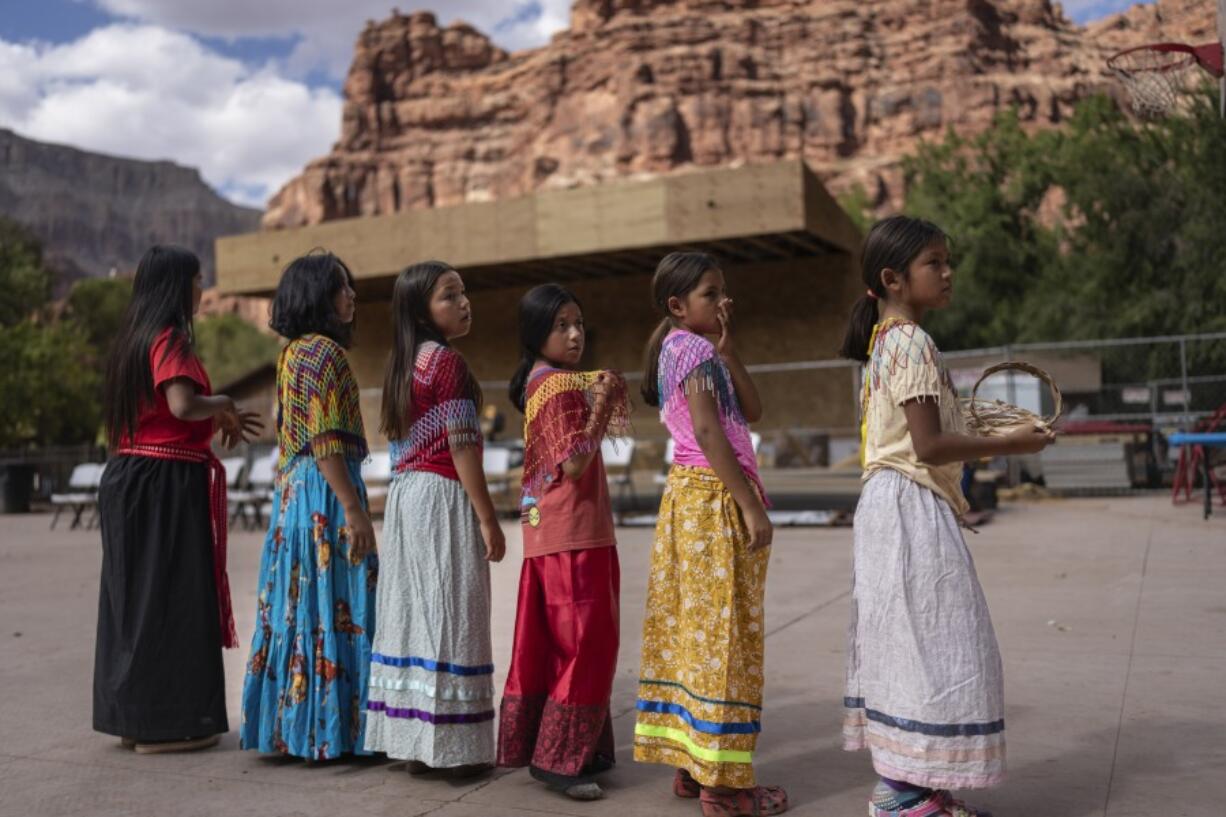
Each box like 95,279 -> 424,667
120,738 -> 137,750
134,734 -> 221,754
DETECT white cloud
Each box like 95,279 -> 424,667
91,0 -> 573,80
0,3 -> 575,206
0,24 -> 341,207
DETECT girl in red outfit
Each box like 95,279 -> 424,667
496,284 -> 631,801
94,245 -> 260,753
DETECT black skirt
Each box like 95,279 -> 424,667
93,455 -> 228,740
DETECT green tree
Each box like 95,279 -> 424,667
0,220 -> 104,448
194,313 -> 280,388
902,86 -> 1226,363
0,218 -> 50,327
0,318 -> 100,449
63,276 -> 132,352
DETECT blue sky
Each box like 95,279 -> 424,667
0,0 -> 1153,208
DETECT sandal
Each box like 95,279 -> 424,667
699,785 -> 789,817
133,734 -> 220,754
871,790 -> 992,817
674,768 -> 701,798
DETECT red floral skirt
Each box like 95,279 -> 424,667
497,546 -> 620,777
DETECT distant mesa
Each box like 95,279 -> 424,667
0,128 -> 260,292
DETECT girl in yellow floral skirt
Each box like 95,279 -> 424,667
634,252 -> 786,817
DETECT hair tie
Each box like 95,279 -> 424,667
866,289 -> 880,300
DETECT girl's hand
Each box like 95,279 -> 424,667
218,407 -> 264,448
1003,423 -> 1055,455
716,297 -> 736,358
585,371 -> 624,437
590,371 -> 614,407
744,504 -> 773,550
346,507 -> 377,560
481,518 -> 506,563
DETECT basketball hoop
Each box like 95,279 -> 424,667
1107,42 -> 1225,119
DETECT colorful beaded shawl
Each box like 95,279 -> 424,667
275,334 -> 368,475
657,329 -> 766,501
520,367 -> 632,500
389,341 -> 482,475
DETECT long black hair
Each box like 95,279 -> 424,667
640,250 -> 721,407
508,283 -> 583,413
103,245 -> 199,447
839,215 -> 948,362
380,260 -> 483,439
269,250 -> 356,346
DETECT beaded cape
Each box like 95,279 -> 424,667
520,368 -> 631,499
275,334 -> 368,475
389,341 -> 482,475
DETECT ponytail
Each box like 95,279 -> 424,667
640,317 -> 673,407
839,215 -> 948,362
839,296 -> 879,362
508,352 -> 535,413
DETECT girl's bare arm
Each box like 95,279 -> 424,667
687,389 -> 772,548
316,454 -> 376,559
452,446 -> 507,562
904,400 -> 1054,466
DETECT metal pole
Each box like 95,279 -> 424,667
1180,337 -> 1191,424
1218,0 -> 1225,118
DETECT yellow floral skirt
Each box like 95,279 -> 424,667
633,465 -> 769,788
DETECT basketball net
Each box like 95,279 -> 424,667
1107,43 -> 1224,119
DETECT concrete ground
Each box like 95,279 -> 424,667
1,494 -> 1223,817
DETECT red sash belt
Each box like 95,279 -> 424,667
115,444 -> 238,649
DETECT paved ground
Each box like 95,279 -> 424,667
1,494 -> 1223,817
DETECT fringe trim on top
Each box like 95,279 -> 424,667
658,332 -> 743,424
520,369 -> 632,499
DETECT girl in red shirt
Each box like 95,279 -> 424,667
95,245 -> 260,754
496,284 -> 630,801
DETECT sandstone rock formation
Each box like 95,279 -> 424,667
262,0 -> 1216,229
0,128 -> 261,290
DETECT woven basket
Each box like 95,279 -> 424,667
961,361 -> 1063,437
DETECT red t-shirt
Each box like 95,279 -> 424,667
122,327 -> 214,452
520,375 -> 617,558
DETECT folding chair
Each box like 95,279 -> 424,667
483,447 -> 513,514
50,463 -> 103,530
601,437 -> 637,521
362,450 -> 392,512
231,451 -> 276,530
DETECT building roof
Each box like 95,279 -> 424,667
217,159 -> 861,298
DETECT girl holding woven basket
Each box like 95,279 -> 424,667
363,261 -> 506,775
839,216 -> 1054,817
496,284 -> 630,801
634,252 -> 787,817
